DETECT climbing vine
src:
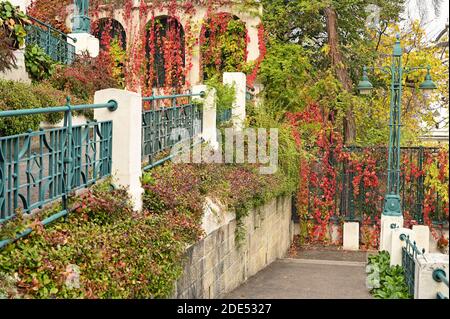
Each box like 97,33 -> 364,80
288,103 -> 448,249
200,12 -> 247,81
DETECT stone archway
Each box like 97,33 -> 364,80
144,15 -> 186,90
199,12 -> 247,81
92,18 -> 127,51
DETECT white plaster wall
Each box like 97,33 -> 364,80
91,3 -> 262,86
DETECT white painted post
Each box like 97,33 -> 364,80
192,85 -> 218,150
67,33 -> 100,58
379,215 -> 404,252
390,228 -> 415,266
94,89 -> 144,212
412,225 -> 430,253
223,72 -> 247,131
414,253 -> 449,299
343,222 -> 359,251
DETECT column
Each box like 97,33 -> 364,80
94,88 -> 144,211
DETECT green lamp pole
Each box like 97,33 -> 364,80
73,0 -> 91,33
358,35 -> 437,217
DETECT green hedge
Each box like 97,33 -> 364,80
0,79 -> 90,136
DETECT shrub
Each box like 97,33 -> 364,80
366,251 -> 411,299
0,1 -> 30,49
0,181 -> 185,299
205,74 -> 235,119
24,45 -> 57,81
30,82 -> 90,124
0,29 -> 16,72
49,53 -> 120,102
142,158 -> 289,244
0,80 -> 43,135
0,80 -> 92,135
0,1 -> 30,73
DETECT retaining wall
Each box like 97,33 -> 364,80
173,195 -> 294,299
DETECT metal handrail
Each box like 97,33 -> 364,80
0,98 -> 117,249
433,269 -> 449,287
27,15 -> 77,43
400,234 -> 426,257
0,100 -> 117,118
433,269 -> 449,299
142,92 -> 205,102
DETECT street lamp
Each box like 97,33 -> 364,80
73,0 -> 91,33
358,34 -> 437,219
419,66 -> 438,96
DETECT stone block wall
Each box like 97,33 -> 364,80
173,196 -> 294,299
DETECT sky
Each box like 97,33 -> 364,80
401,1 -> 449,131
403,0 -> 449,41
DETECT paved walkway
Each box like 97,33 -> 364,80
226,249 -> 373,299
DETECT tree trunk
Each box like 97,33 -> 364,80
324,7 -> 356,145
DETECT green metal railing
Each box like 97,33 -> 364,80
433,269 -> 449,299
0,98 -> 117,248
299,146 -> 448,225
25,15 -> 77,65
142,92 -> 204,170
217,108 -> 232,124
400,234 -> 425,297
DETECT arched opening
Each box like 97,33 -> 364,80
200,13 -> 247,81
92,18 -> 127,87
92,18 -> 127,50
145,16 -> 185,90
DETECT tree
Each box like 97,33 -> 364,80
260,0 -> 405,143
324,5 -> 356,143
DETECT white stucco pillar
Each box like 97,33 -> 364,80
192,85 -> 218,150
67,33 -> 100,58
390,228 -> 416,266
412,225 -> 431,254
223,72 -> 246,131
343,222 -> 360,251
188,43 -> 202,86
245,21 -> 260,63
380,215 -> 404,252
94,89 -> 144,212
414,253 -> 449,299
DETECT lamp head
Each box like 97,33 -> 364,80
420,70 -> 437,96
358,67 -> 373,95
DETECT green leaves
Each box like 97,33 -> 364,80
24,45 -> 57,81
0,181 -> 185,299
367,251 -> 412,299
0,1 -> 30,49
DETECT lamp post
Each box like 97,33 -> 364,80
357,34 -> 437,250
73,0 -> 91,33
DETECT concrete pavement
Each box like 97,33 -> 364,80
225,253 -> 373,299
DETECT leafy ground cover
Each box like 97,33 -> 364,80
366,251 -> 411,299
0,156 -> 291,299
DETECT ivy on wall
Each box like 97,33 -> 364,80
200,12 -> 247,81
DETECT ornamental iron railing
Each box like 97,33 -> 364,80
217,108 -> 232,124
292,146 -> 448,225
25,15 -> 77,65
0,98 -> 117,248
142,92 -> 203,171
400,234 -> 425,297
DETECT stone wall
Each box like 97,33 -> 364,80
173,195 -> 294,299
